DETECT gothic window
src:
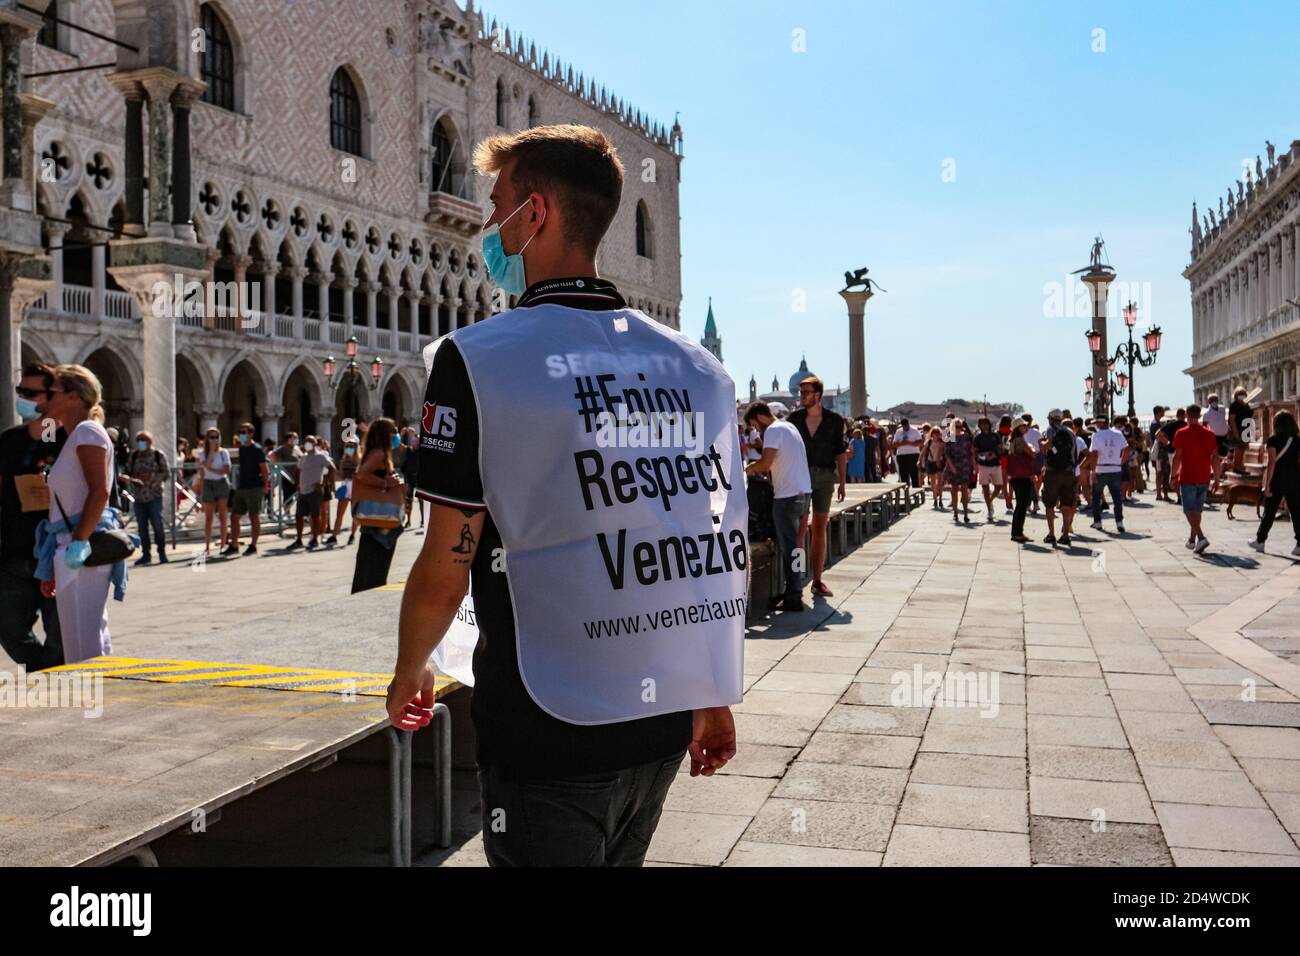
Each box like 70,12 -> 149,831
199,4 -> 236,111
36,1 -> 60,50
635,201 -> 653,259
527,96 -> 539,128
330,68 -> 363,156
430,118 -> 465,198
495,78 -> 507,127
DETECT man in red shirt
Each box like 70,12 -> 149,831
1171,403 -> 1220,554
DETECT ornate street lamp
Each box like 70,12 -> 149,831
1086,329 -> 1102,353
1084,374 -> 1094,392
1106,302 -> 1159,419
324,336 -> 383,395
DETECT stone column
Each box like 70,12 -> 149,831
259,404 -> 284,446
289,266 -> 307,338
0,20 -> 37,212
0,255 -> 51,423
107,238 -> 209,524
364,280 -> 379,338
91,240 -> 106,318
260,262 -> 279,333
232,254 -> 252,331
314,408 -> 334,448
1283,228 -> 1295,305
120,85 -> 146,236
127,401 -> 145,438
340,276 -> 357,338
837,288 -> 872,418
170,82 -> 203,242
197,404 -> 220,434
1293,222 -> 1300,302
385,285 -> 400,339
139,74 -> 178,239
1081,269 -> 1115,419
406,290 -> 421,348
317,272 -> 334,337
45,221 -> 69,313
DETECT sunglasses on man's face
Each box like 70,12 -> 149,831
15,386 -> 50,400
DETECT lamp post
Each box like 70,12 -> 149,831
1105,301 -> 1161,419
324,334 -> 384,395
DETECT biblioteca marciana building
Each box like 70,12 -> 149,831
1,0 -> 682,450
1185,138 -> 1300,405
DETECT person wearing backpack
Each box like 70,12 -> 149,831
1040,410 -> 1079,548
1249,410 -> 1300,557
120,431 -> 171,565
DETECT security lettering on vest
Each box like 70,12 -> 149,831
450,303 -> 746,724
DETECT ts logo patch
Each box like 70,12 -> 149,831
423,402 -> 458,439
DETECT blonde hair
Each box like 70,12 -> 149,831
472,124 -> 623,253
54,364 -> 104,423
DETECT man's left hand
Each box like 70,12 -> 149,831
836,483 -> 846,502
386,662 -> 436,730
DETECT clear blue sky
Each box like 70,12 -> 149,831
477,0 -> 1299,417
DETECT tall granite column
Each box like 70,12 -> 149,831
837,288 -> 873,418
1081,268 -> 1115,419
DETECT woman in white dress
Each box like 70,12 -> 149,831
38,365 -> 117,663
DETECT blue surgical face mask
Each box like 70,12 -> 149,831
391,435 -> 402,450
16,397 -> 39,421
136,440 -> 148,451
481,198 -> 543,297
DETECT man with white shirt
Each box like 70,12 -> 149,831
892,418 -> 923,490
1202,393 -> 1230,491
1087,413 -> 1130,534
746,402 -> 812,613
1022,413 -> 1043,514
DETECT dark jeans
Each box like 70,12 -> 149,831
772,493 -> 805,602
1091,471 -> 1124,523
351,529 -> 400,593
1257,484 -> 1300,544
1010,477 -> 1033,536
898,454 -> 921,488
0,556 -> 63,670
134,497 -> 166,559
477,750 -> 685,866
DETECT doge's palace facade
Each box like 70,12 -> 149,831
1185,139 -> 1300,406
12,0 -> 683,445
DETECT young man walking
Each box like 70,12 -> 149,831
1172,403 -> 1220,554
892,418 -> 923,490
972,417 -> 1003,523
1040,413 -> 1079,547
1088,413 -> 1129,534
746,402 -> 812,612
392,124 -> 739,867
789,377 -> 848,598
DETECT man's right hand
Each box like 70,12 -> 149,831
689,706 -> 736,777
40,579 -> 55,599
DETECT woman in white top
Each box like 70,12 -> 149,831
197,427 -> 232,554
40,364 -> 116,663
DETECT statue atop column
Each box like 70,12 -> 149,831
1073,236 -> 1114,276
1266,141 -> 1275,167
842,266 -> 885,293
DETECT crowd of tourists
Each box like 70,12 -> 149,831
742,380 -> 1300,613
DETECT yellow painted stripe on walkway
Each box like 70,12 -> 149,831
150,667 -> 288,683
220,671 -> 392,688
44,655 -> 460,698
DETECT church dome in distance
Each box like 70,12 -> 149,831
788,356 -> 815,395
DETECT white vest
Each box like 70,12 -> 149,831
448,302 -> 747,724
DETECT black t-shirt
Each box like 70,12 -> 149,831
972,431 -> 1001,464
415,277 -> 692,779
0,424 -> 67,561
1161,420 -> 1183,445
1229,400 -> 1252,432
788,406 -> 849,469
234,441 -> 267,489
1266,433 -> 1299,487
